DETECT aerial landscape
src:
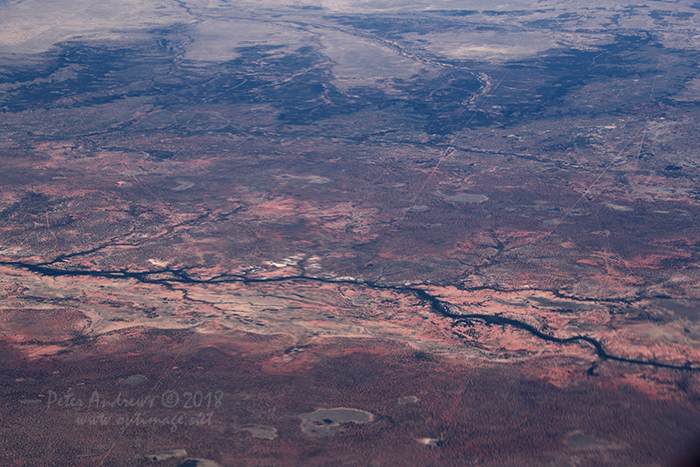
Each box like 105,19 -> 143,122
1,0 -> 700,465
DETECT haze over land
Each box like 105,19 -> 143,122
1,0 -> 700,466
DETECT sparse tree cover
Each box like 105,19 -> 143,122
0,0 -> 699,466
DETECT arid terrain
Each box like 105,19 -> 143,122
1,0 -> 700,466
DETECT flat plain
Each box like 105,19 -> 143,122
1,0 -> 700,466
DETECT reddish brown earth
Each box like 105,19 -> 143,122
2,330 -> 699,467
2,111 -> 700,466
2,3 -> 700,466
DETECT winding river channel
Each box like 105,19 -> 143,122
1,258 -> 697,372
